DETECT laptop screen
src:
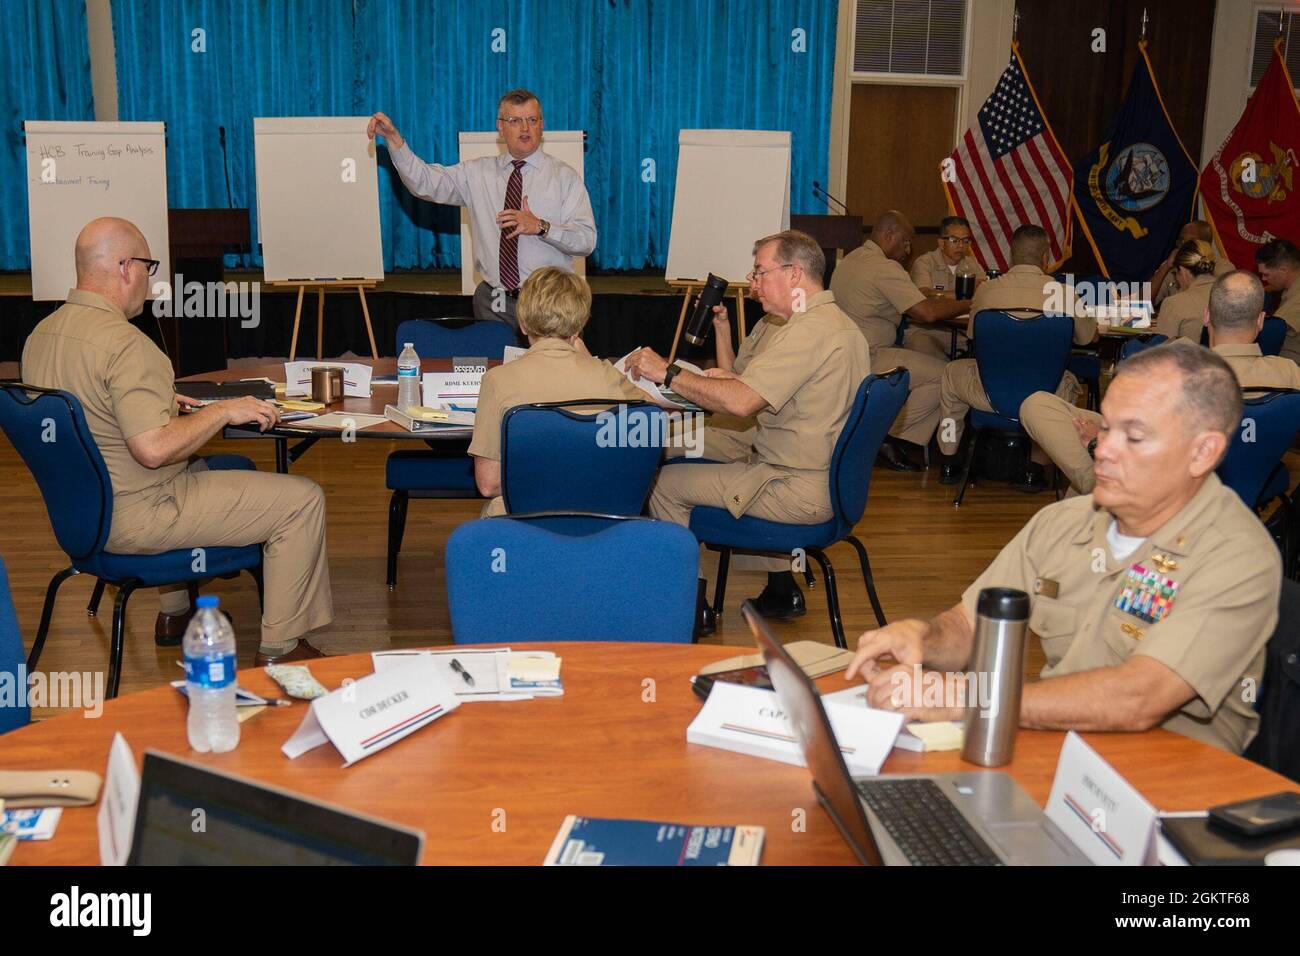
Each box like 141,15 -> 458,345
741,601 -> 883,865
127,751 -> 424,865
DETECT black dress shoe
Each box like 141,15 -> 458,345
938,461 -> 962,485
154,610 -> 192,647
751,584 -> 806,620
695,602 -> 717,638
876,439 -> 922,472
1017,462 -> 1048,494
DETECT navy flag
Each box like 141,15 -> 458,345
1072,42 -> 1198,281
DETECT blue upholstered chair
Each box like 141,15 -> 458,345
0,384 -> 263,698
685,370 -> 909,650
385,319 -> 517,587
953,310 -> 1073,507
1198,316 -> 1287,357
445,515 -> 698,643
500,400 -> 665,534
1118,333 -> 1168,362
0,554 -> 29,734
1218,389 -> 1300,573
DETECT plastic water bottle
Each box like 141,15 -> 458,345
184,595 -> 240,753
397,342 -> 421,411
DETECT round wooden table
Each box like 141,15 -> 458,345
2,642 -> 1292,866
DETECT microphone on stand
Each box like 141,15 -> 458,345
812,180 -> 850,215
218,125 -> 234,209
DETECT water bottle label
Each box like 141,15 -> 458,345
185,653 -> 236,689
398,366 -> 418,377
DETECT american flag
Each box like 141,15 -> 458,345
943,45 -> 1073,272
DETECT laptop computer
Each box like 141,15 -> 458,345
127,751 -> 424,865
741,602 -> 1090,866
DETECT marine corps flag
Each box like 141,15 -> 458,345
1201,38 -> 1300,268
1073,42 -> 1198,281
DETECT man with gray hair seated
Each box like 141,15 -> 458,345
1022,270 -> 1300,497
847,340 -> 1280,754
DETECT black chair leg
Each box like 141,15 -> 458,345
108,581 -> 140,700
248,563 -> 266,612
953,428 -> 982,508
711,547 -> 731,618
802,564 -> 816,589
807,547 -> 847,650
86,578 -> 106,617
387,490 -> 409,589
28,566 -> 79,672
845,535 -> 887,628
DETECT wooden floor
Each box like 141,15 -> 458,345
7,391 -> 1296,722
1,424 -> 1072,717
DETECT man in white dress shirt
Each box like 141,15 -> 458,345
368,89 -> 597,328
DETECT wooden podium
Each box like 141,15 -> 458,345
791,213 -> 865,286
162,208 -> 250,377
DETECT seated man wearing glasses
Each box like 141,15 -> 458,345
369,88 -> 596,330
21,217 -> 334,665
909,215 -> 987,298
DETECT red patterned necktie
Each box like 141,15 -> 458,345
498,159 -> 526,291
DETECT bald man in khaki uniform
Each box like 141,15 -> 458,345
21,218 -> 332,664
1156,272 -> 1216,341
830,211 -> 967,469
468,267 -> 646,516
936,226 -> 1096,481
850,341 -> 1278,754
1024,270 -> 1299,495
627,230 -> 870,619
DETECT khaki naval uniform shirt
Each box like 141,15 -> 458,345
1154,273 -> 1214,342
829,241 -> 927,351
722,290 -> 870,516
21,289 -> 187,507
467,337 -> 644,515
1153,255 -> 1234,306
962,476 -> 1280,753
909,248 -> 986,292
1274,282 -> 1300,366
1215,342 -> 1300,389
966,264 -> 1095,344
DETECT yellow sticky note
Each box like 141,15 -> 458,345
905,721 -> 964,751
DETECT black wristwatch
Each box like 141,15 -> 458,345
537,219 -> 550,238
663,362 -> 683,390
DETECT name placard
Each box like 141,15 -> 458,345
1045,731 -> 1158,866
282,657 -> 460,766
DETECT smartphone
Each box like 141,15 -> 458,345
1208,791 -> 1300,837
691,665 -> 773,701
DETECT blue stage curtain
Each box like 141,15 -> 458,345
113,0 -> 837,272
0,0 -> 95,270
113,0 -> 357,268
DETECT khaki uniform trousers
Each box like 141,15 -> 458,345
654,426 -> 830,573
937,358 -> 1079,457
107,460 -> 333,649
1019,391 -> 1102,495
902,326 -> 953,362
871,346 -> 945,446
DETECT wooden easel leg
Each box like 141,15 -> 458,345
358,286 -> 379,359
316,286 -> 326,360
667,286 -> 695,364
736,289 -> 747,344
289,285 -> 305,362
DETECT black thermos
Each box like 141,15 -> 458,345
684,273 -> 729,346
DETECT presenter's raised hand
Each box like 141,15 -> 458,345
367,112 -> 404,149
